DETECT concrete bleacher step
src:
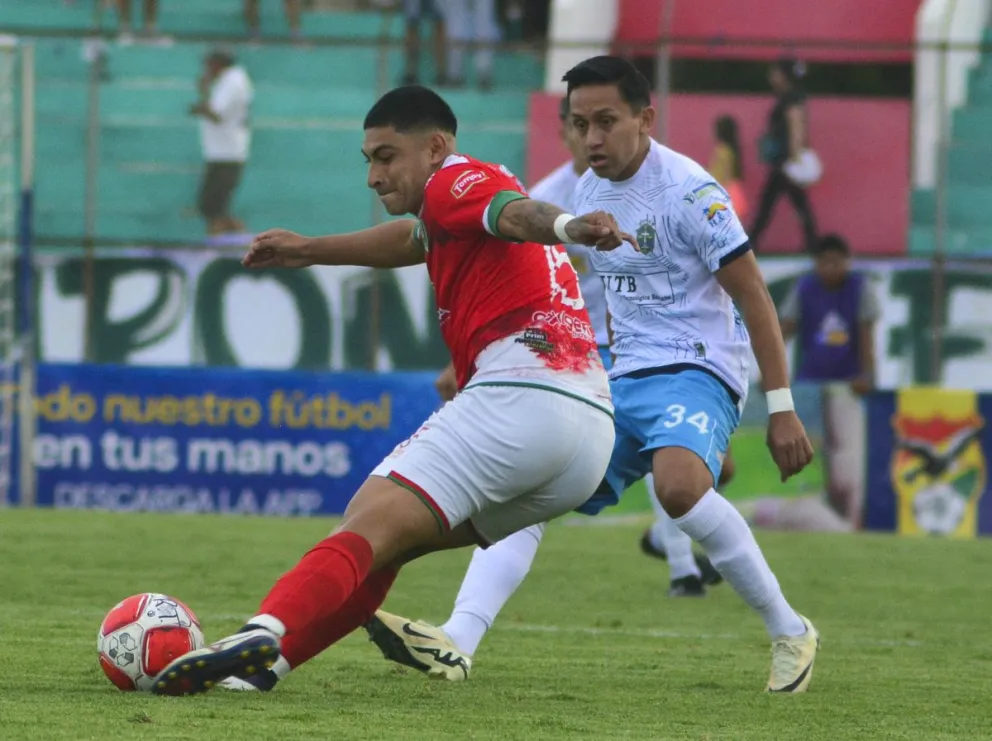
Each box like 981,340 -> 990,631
910,189 -> 935,226
100,46 -> 541,91
952,106 -> 992,142
33,40 -> 94,82
0,0 -> 402,37
910,183 -> 992,227
908,224 -> 992,257
34,84 -> 90,122
0,0 -> 98,32
34,189 -> 378,244
17,8 -> 538,243
5,4 -> 543,84
946,145 -> 992,185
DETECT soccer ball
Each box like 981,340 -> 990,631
97,593 -> 205,691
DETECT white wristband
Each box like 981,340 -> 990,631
766,388 -> 795,415
553,213 -> 575,244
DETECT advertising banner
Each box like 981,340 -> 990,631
864,387 -> 992,538
36,250 -> 992,391
30,363 -> 438,516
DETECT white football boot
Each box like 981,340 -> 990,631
365,610 -> 471,681
767,615 -> 820,693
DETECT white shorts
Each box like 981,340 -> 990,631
371,384 -> 615,545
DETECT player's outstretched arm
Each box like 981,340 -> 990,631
242,220 -> 425,270
715,250 -> 814,482
496,200 -> 637,251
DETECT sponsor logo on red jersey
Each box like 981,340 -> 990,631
450,170 -> 489,199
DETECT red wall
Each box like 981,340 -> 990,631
615,0 -> 919,62
526,93 -> 910,255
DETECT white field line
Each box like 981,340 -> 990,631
69,609 -> 924,648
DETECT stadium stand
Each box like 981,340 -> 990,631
910,16 -> 992,255
3,0 -> 542,243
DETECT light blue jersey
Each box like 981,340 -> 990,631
574,139 -> 752,398
573,140 -> 751,514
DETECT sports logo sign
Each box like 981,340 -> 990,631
890,388 -> 986,537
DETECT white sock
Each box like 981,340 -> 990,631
645,473 -> 701,580
441,523 -> 545,656
675,489 -> 806,638
247,614 -> 286,637
270,656 -> 291,679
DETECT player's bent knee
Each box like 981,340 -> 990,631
651,447 -> 714,518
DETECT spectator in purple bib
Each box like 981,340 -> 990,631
778,233 -> 878,395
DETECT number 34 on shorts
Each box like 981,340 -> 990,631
661,403 -> 712,433
606,369 -> 742,490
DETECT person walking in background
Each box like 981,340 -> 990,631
397,0 -> 448,85
750,58 -> 818,251
189,48 -> 253,236
443,0 -> 501,90
244,0 -> 304,41
708,115 -> 748,222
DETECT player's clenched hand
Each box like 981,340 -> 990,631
564,211 -> 638,252
435,362 -> 458,402
766,411 -> 814,482
242,229 -> 313,269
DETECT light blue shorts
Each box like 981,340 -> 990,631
576,369 -> 741,516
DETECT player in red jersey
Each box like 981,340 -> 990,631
151,85 -> 635,696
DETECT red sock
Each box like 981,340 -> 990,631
282,567 -> 399,669
258,531 -> 374,634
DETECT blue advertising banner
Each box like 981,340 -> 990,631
30,363 -> 439,516
864,388 -> 992,537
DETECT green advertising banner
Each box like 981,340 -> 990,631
34,250 -> 992,512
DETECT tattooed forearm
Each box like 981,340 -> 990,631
496,199 -> 567,245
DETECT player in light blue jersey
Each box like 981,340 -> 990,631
365,58 -> 818,694
531,96 -> 724,597
564,55 -> 818,692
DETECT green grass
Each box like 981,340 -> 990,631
721,428 -> 825,501
2,509 -> 991,740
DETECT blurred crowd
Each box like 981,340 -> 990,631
374,0 -> 550,90
98,0 -> 551,84
98,0 -> 305,43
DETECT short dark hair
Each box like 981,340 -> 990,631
363,85 -> 458,135
813,233 -> 850,257
207,46 -> 235,66
562,56 -> 651,112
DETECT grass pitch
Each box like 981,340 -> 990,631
2,508 -> 989,740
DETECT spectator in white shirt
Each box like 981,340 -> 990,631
189,49 -> 253,235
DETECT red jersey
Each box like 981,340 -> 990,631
416,154 -> 598,389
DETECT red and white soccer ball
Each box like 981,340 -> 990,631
97,593 -> 205,691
